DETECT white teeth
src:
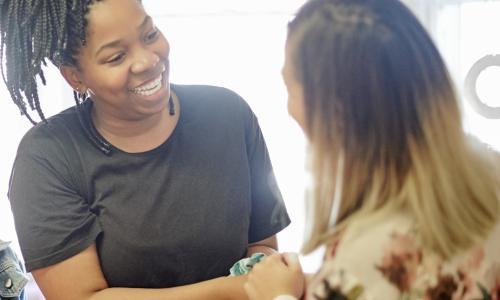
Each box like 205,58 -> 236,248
131,73 -> 163,96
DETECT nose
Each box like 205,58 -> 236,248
131,49 -> 160,74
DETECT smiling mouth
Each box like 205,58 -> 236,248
129,66 -> 166,96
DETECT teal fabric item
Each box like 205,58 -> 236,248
229,253 -> 266,276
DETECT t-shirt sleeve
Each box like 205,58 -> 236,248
244,106 -> 291,243
8,127 -> 102,272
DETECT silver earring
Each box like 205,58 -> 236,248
78,90 -> 89,102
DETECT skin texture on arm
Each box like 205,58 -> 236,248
247,235 -> 279,257
32,244 -> 248,300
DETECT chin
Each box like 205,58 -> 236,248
131,85 -> 170,111
140,97 -> 169,116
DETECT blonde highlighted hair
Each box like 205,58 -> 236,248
288,0 -> 500,258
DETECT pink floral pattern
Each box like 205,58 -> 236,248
306,216 -> 500,300
376,232 -> 423,292
484,263 -> 500,300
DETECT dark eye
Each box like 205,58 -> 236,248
107,53 -> 126,64
145,29 -> 159,43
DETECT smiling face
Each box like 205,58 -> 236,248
62,0 -> 170,122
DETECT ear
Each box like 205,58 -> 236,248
60,65 -> 86,92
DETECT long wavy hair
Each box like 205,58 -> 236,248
288,0 -> 500,258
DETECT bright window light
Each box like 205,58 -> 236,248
456,2 -> 500,150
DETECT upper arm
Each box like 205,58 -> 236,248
32,244 -> 108,300
243,108 -> 291,243
9,131 -> 102,271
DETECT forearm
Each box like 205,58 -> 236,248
34,244 -> 249,300
87,276 -> 247,300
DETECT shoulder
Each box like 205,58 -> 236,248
17,105 -> 82,155
173,84 -> 253,118
307,212 -> 416,299
13,105 -> 85,180
310,213 -> 500,300
19,106 -> 78,143
331,211 -> 415,267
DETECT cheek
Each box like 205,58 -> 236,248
157,33 -> 170,58
89,68 -> 130,94
287,89 -> 306,129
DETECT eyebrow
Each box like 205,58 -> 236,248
94,16 -> 152,58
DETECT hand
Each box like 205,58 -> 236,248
244,253 -> 305,300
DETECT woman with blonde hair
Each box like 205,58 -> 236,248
244,0 -> 500,299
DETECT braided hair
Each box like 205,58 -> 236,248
0,0 -> 102,124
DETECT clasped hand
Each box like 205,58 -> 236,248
244,253 -> 305,300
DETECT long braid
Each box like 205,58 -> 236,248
0,0 -> 101,124
5,0 -> 35,122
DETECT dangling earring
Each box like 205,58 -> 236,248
168,94 -> 175,116
73,88 -> 89,105
78,89 -> 89,102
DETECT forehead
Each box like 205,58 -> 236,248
85,0 -> 147,42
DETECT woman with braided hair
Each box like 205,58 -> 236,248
1,0 -> 290,299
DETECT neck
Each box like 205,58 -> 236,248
91,94 -> 180,153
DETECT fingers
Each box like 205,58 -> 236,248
251,252 -> 302,277
254,253 -> 301,270
253,253 -> 282,268
245,253 -> 305,300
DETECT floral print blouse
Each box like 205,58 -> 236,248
306,212 -> 500,300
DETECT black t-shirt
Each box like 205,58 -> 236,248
8,84 -> 290,288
